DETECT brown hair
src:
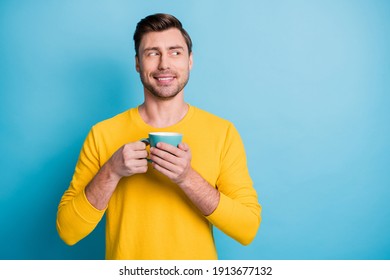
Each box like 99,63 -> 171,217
133,13 -> 192,57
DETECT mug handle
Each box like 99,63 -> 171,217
140,138 -> 150,145
140,138 -> 152,162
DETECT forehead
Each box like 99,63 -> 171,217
139,28 -> 188,52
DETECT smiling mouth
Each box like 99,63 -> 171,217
156,77 -> 174,81
153,74 -> 176,85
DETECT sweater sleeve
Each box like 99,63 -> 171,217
56,128 -> 106,245
206,124 -> 261,245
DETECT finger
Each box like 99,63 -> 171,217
130,141 -> 147,150
150,147 -> 178,164
133,158 -> 148,167
124,159 -> 148,174
150,152 -> 177,169
178,142 -> 189,151
152,162 -> 176,178
150,153 -> 178,173
155,142 -> 180,155
124,149 -> 148,160
132,150 -> 148,159
132,163 -> 148,174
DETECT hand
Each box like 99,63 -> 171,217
150,142 -> 192,185
150,142 -> 220,215
107,141 -> 148,179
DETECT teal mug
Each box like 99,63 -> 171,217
141,132 -> 183,161
141,132 -> 183,147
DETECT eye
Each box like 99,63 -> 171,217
147,51 -> 159,57
170,50 -> 181,56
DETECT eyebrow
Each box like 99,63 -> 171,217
168,45 -> 185,50
143,45 -> 185,52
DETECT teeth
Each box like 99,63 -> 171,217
158,77 -> 173,81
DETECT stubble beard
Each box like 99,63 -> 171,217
140,71 -> 190,100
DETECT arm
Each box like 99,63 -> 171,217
56,128 -> 148,245
150,126 -> 261,245
208,124 -> 261,245
85,142 -> 148,210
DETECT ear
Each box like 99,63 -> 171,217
188,52 -> 193,71
135,56 -> 140,73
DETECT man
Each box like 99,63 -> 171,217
56,13 -> 261,260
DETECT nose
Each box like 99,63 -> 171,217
158,53 -> 169,70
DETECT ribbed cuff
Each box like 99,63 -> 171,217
71,190 -> 106,224
205,192 -> 232,228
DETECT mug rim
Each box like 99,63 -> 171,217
149,132 -> 182,136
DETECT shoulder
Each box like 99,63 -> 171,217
190,106 -> 241,139
191,106 -> 233,128
191,106 -> 244,143
92,108 -> 134,131
83,108 -> 137,152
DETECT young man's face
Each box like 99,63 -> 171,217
136,28 -> 193,100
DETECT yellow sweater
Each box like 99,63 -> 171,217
56,105 -> 261,259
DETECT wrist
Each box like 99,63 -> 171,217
84,161 -> 121,210
101,160 -> 122,184
176,168 -> 196,190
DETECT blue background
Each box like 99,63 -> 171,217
1,0 -> 389,260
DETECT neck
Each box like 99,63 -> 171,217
139,92 -> 189,128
